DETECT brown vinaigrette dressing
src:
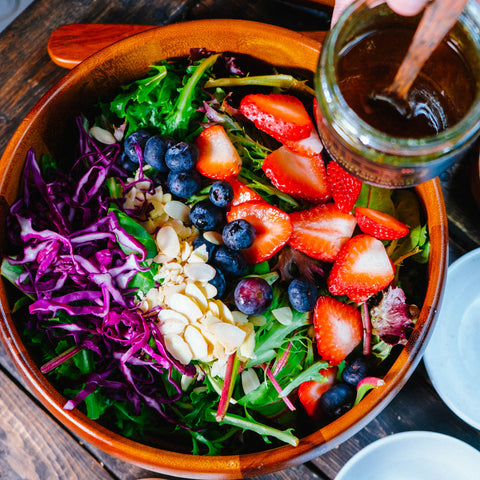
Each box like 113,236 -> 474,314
336,27 -> 477,138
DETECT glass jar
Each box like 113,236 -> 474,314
315,0 -> 480,187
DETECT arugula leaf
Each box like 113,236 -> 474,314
109,205 -> 158,259
388,190 -> 429,264
280,360 -> 329,398
205,409 -> 299,447
164,53 -> 220,137
127,261 -> 157,293
204,73 -> 316,97
110,55 -> 220,140
355,183 -> 396,216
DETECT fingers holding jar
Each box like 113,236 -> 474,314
331,0 -> 429,26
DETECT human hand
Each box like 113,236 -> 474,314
331,0 -> 429,26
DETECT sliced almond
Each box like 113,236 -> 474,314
272,306 -> 293,325
210,356 -> 228,379
209,322 -> 246,349
89,126 -> 116,145
241,368 -> 261,395
184,263 -> 216,282
164,334 -> 192,365
180,242 -> 193,262
215,300 -> 235,323
208,300 -> 220,317
203,231 -> 223,245
232,310 -> 249,324
184,325 -> 209,361
163,219 -> 185,234
156,225 -> 180,259
249,315 -> 267,326
167,293 -> 203,321
202,312 -> 221,327
200,282 -> 217,300
239,331 -> 255,359
181,374 -> 196,391
164,200 -> 190,222
185,281 -> 208,310
158,309 -> 189,335
189,244 -> 209,263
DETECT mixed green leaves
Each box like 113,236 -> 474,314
110,54 -> 220,140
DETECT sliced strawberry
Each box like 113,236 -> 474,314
327,234 -> 395,303
239,93 -> 313,142
313,296 -> 363,366
288,203 -> 356,262
298,367 -> 337,421
262,146 -> 331,203
282,128 -> 323,157
355,206 -> 409,240
227,201 -> 292,264
195,124 -> 242,180
326,160 -> 362,213
226,177 -> 263,206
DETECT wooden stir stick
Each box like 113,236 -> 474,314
371,0 -> 470,117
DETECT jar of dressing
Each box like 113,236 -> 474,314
315,0 -> 480,187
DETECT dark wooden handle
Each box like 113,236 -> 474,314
47,0 -> 335,69
47,23 -> 328,69
47,23 -> 158,69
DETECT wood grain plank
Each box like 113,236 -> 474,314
0,0 -> 191,158
0,369 -> 114,480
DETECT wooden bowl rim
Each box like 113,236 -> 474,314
0,18 -> 448,479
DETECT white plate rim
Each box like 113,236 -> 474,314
335,430 -> 480,480
423,247 -> 480,430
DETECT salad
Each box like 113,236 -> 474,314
1,49 -> 429,455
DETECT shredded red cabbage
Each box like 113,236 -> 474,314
5,118 -> 194,426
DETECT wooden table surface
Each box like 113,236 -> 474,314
1,1 -> 480,479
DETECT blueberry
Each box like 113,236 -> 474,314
319,383 -> 356,418
234,277 -> 273,315
124,129 -> 151,164
288,278 -> 318,312
167,170 -> 202,199
209,181 -> 234,208
209,268 -> 227,299
211,245 -> 247,277
117,151 -> 138,173
144,135 -> 172,172
342,357 -> 369,386
222,219 -> 256,250
148,170 -> 168,189
165,142 -> 199,172
189,200 -> 225,231
192,234 -> 217,260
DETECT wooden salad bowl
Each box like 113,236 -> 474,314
0,19 -> 448,479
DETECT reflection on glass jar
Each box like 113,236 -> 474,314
315,0 -> 480,188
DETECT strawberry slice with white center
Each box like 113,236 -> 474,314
226,177 -> 263,206
239,93 -> 313,142
282,128 -> 323,157
262,146 -> 331,203
288,203 -> 357,262
227,201 -> 292,264
355,206 -> 410,240
195,124 -> 242,180
313,296 -> 363,366
326,160 -> 362,213
327,234 -> 395,303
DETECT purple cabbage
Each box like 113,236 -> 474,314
3,118 -> 194,426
